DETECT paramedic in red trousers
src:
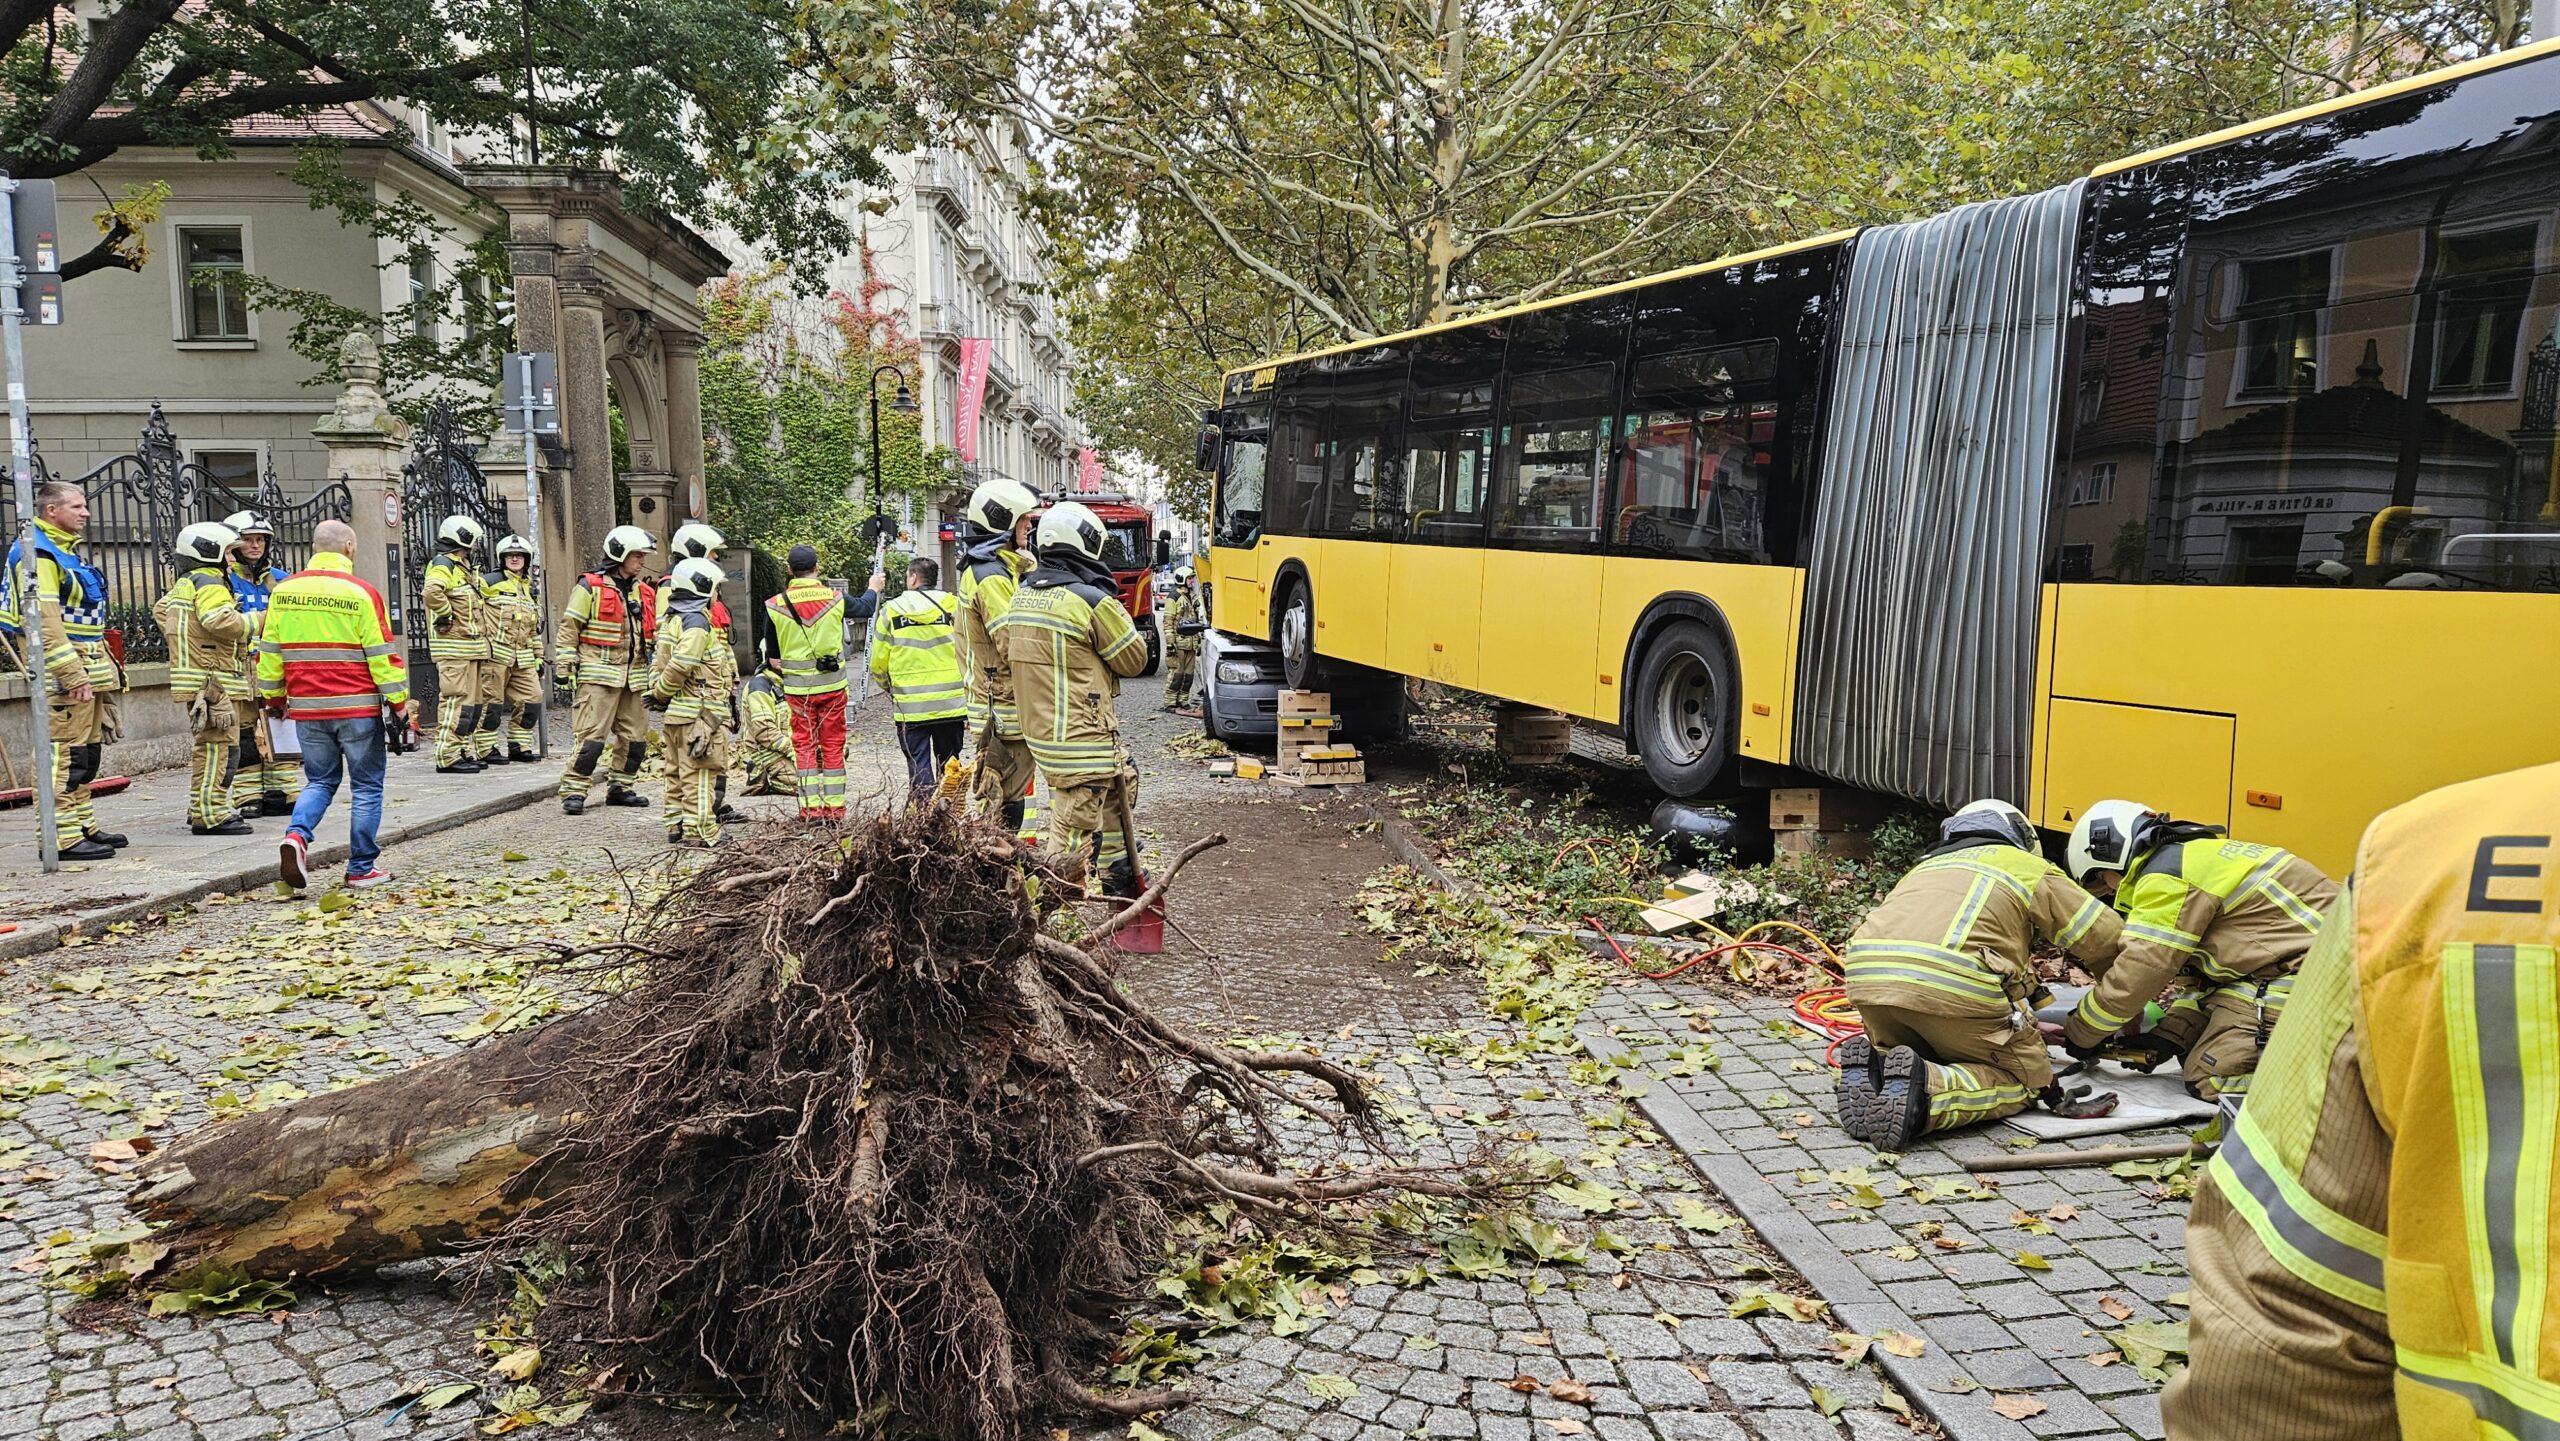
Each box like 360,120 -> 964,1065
762,544 -> 849,819
255,519 -> 408,892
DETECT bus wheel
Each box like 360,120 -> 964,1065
1631,619 -> 1738,797
1277,578 -> 1325,692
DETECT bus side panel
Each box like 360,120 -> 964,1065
1479,552 -> 1607,719
1386,546 -> 1484,687
1315,539 -> 1392,670
2040,585 -> 2560,874
1596,558 -> 1800,762
1208,543 -> 1267,641
1264,535 -> 1320,635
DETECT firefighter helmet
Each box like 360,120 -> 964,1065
222,509 -> 275,539
2067,799 -> 2158,883
495,533 -> 536,562
436,514 -> 486,551
602,525 -> 658,565
967,477 -> 1041,536
1943,798 -> 2038,853
1036,501 -> 1106,562
668,557 -> 724,600
175,521 -> 240,568
670,522 -> 724,561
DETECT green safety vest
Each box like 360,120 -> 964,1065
872,588 -> 967,723
763,578 -> 847,697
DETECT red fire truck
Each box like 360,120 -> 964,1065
1031,491 -> 1163,675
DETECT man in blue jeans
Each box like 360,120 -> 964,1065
254,520 -> 409,891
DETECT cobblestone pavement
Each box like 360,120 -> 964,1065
8,678 -> 1932,1440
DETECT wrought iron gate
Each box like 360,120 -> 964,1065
398,401 -> 514,713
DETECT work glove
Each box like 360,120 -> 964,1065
686,726 -> 712,760
185,693 -> 214,732
644,691 -> 670,712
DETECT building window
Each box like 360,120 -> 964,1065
408,254 -> 434,338
2069,462 -> 2116,506
2432,225 -> 2537,395
2076,373 -> 2107,425
193,450 -> 258,486
2237,251 -> 2330,397
181,227 -> 250,340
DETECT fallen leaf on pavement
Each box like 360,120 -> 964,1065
1507,1376 -> 1542,1394
2046,1203 -> 2080,1222
2099,1295 -> 2134,1321
1547,1378 -> 1594,1404
1543,1421 -> 1586,1436
1810,1384 -> 1845,1417
1516,1332 -> 1552,1347
491,1346 -> 541,1382
2086,1351 -> 2120,1368
1877,1329 -> 1928,1358
1991,1394 -> 2049,1420
1829,1332 -> 1872,1363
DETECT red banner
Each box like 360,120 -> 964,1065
1076,447 -> 1102,492
954,337 -> 992,463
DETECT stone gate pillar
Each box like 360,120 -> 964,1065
663,330 -> 707,522
310,333 -> 409,606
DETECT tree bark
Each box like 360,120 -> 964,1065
127,1008 -> 607,1282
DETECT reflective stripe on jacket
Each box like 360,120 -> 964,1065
996,568 -> 1150,779
254,551 -> 406,718
764,577 -> 847,697
2166,760 -> 2560,1439
649,604 -> 737,723
0,518 -> 116,689
483,570 -> 542,668
957,544 -> 1027,733
741,673 -> 793,755
422,554 -> 491,661
870,588 -> 966,723
2065,836 -> 2337,1047
156,568 -> 249,698
1843,841 -> 2121,1019
555,572 -> 655,689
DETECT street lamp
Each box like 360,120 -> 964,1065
866,364 -> 919,546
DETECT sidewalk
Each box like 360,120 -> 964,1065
0,750 -> 562,962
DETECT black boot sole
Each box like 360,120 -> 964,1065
1834,1035 -> 1879,1144
1872,1046 -> 1930,1151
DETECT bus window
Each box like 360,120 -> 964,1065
1266,376 -> 1325,536
1214,404 -> 1270,547
1318,346 -> 1407,539
1406,421 -> 1489,541
1614,341 -> 1782,563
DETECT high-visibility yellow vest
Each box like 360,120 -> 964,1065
763,577 -> 847,697
870,588 -> 966,723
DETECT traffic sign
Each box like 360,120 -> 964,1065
502,351 -> 559,433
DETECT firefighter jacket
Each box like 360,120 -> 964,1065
1843,840 -> 2121,1019
483,569 -> 542,669
649,601 -> 737,724
2164,760 -> 2560,1440
871,588 -> 967,723
255,551 -> 407,720
653,577 -> 732,631
2063,831 -> 2338,1049
0,518 -> 119,692
1165,587 -> 1203,654
996,560 -> 1150,780
421,552 -> 491,662
957,539 -> 1027,734
555,571 -> 656,690
763,577 -> 847,698
155,566 -> 250,701
741,672 -> 792,755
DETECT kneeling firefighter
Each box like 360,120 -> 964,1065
1836,800 -> 2125,1149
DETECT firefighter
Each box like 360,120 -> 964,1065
1161,563 -> 1202,711
762,543 -> 848,820
736,653 -> 797,796
871,555 -> 967,799
0,481 -> 125,860
554,525 -> 659,814
421,515 -> 493,774
483,535 -> 544,762
648,557 -> 735,847
1833,800 -> 2124,1148
955,477 -> 1040,829
2061,799 -> 2339,1101
221,510 -> 295,818
653,522 -> 728,628
997,501 -> 1151,893
2163,760 -> 2560,1438
154,521 -> 253,835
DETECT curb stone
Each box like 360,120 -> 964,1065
0,771 -> 558,964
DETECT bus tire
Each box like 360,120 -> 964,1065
1276,576 -> 1325,692
1630,618 -> 1739,797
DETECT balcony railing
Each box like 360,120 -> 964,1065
912,148 -> 977,219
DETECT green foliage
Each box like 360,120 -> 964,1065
1359,868 -> 1599,1061
1392,782 -> 1670,929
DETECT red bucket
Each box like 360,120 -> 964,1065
1112,898 -> 1166,954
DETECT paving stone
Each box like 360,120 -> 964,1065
1620,1360 -> 1715,1409
1703,1361 -> 1800,1409
2019,1386 -> 2133,1436
2101,1390 -> 2167,1440
1422,1403 -> 1476,1436
1959,1348 -> 2065,1390
1592,1314 -> 1683,1360
1650,1414 -> 1750,1441
1924,1312 -> 2018,1353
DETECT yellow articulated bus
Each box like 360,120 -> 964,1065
1198,38 -> 2560,873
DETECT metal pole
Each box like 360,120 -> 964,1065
1,176 -> 60,873
516,354 -> 551,759
2538,0 -> 2558,48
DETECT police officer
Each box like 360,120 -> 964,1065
872,555 -> 967,799
154,521 -> 253,835
483,535 -> 543,762
1834,800 -> 2123,1148
955,477 -> 1040,829
554,525 -> 659,814
2165,760 -> 2560,1438
997,501 -> 1152,893
2061,799 -> 2338,1100
1161,563 -> 1203,711
422,515 -> 493,774
0,481 -> 125,860
221,510 -> 295,818
736,653 -> 796,796
762,543 -> 848,820
648,557 -> 736,848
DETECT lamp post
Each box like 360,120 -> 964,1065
865,364 -> 919,547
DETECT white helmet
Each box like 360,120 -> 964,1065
967,477 -> 1041,536
1943,798 -> 2037,853
222,509 -> 274,539
2066,799 -> 2158,883
495,533 -> 536,562
667,557 -> 725,600
1036,501 -> 1107,562
175,521 -> 239,567
671,522 -> 724,561
437,514 -> 486,551
1174,563 -> 1195,581
602,525 -> 658,565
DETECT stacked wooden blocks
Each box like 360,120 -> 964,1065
1769,786 -> 1889,859
1494,705 -> 1571,764
1275,690 -> 1365,786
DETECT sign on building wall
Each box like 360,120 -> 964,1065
955,338 -> 991,464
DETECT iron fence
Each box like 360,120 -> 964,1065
398,400 -> 514,713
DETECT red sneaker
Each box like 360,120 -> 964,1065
343,867 -> 394,890
278,832 -> 309,891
